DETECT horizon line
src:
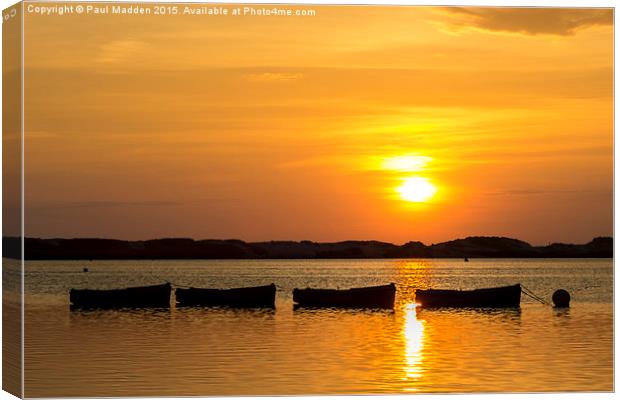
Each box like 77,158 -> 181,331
5,235 -> 612,248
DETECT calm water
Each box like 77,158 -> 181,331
16,258 -> 613,396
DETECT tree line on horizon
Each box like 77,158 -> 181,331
2,236 -> 612,260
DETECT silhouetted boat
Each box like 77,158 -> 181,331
293,283 -> 396,309
175,283 -> 276,308
415,284 -> 521,308
70,283 -> 172,309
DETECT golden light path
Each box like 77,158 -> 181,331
403,303 -> 426,383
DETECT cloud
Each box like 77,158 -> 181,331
243,72 -> 304,82
29,198 -> 238,210
96,39 -> 146,64
441,7 -> 613,36
41,201 -> 178,209
487,189 -> 611,197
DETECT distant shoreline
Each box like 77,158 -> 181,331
3,236 -> 612,260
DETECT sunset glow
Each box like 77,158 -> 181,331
21,5 -> 613,244
381,155 -> 432,173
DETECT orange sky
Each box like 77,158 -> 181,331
22,5 -> 613,244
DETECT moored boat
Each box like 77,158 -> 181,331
175,283 -> 276,308
415,284 -> 521,308
69,283 -> 172,309
293,283 -> 396,309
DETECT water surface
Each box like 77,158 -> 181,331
19,258 -> 613,396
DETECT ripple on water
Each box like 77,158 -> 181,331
23,258 -> 613,396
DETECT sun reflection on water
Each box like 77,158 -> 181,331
403,303 -> 426,383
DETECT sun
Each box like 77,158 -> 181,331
397,177 -> 437,203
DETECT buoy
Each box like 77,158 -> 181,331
552,289 -> 570,307
83,267 -> 89,273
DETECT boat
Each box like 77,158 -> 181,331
293,283 -> 396,309
175,283 -> 276,308
415,284 -> 521,308
69,283 -> 172,309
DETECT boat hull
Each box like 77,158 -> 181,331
415,284 -> 521,308
293,283 -> 396,309
175,284 -> 276,308
69,283 -> 172,309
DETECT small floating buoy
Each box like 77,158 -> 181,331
83,267 -> 89,273
464,257 -> 469,262
552,289 -> 570,308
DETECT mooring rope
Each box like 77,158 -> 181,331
398,283 -> 553,306
159,279 -> 282,290
520,285 -> 551,306
148,279 -> 574,307
170,282 -> 193,289
151,275 -> 194,289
